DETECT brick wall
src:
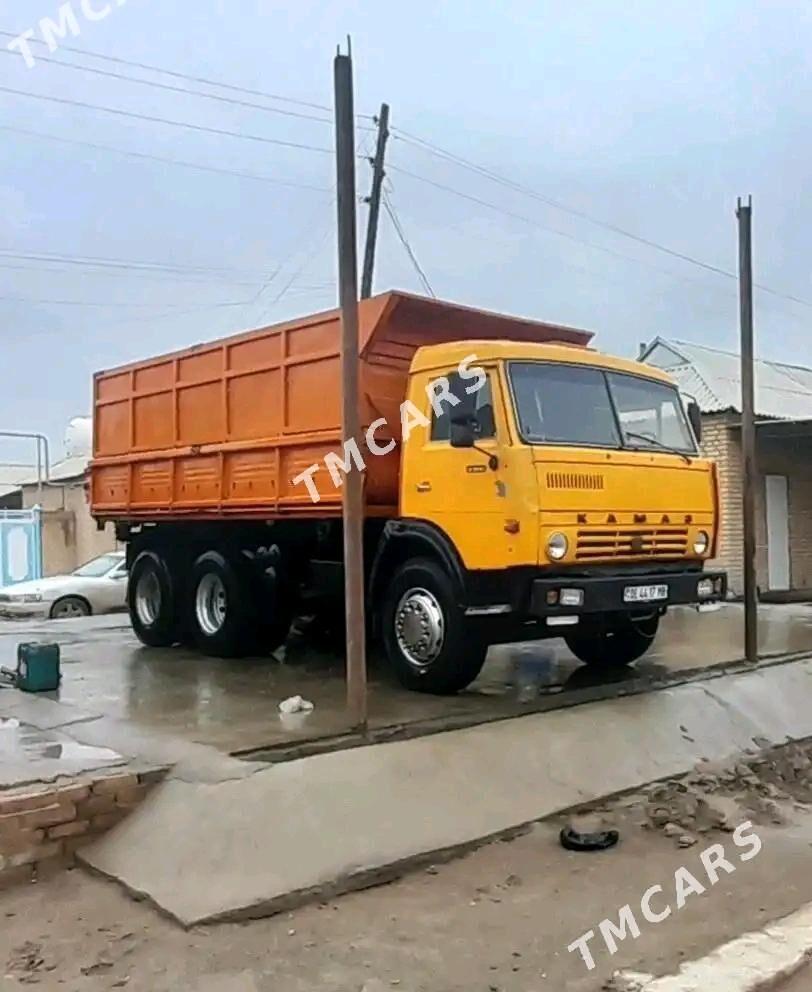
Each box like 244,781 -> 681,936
0,768 -> 166,888
700,413 -> 812,597
700,413 -> 744,593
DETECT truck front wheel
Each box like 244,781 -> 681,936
382,557 -> 487,694
564,614 -> 659,668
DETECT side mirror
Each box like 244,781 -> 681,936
450,413 -> 477,449
687,400 -> 702,443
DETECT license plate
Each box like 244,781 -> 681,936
623,583 -> 668,603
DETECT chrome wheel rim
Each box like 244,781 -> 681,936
55,600 -> 84,618
135,571 -> 161,627
395,587 -> 445,669
196,573 -> 227,636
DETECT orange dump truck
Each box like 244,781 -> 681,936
91,291 -> 725,693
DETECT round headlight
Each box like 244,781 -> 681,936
693,530 -> 710,555
546,532 -> 568,561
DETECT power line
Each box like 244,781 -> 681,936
0,85 -> 334,154
0,28 -> 376,123
0,28 -> 335,114
0,248 -> 271,277
389,161 -> 812,311
0,259 -> 259,286
382,189 -> 435,298
0,295 -> 248,308
256,220 -> 335,323
0,47 -> 336,126
0,124 -> 331,191
392,128 -> 812,310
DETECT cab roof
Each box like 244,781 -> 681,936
410,339 -> 675,385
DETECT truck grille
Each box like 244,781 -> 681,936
575,527 -> 688,560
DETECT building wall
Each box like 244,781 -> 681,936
700,413 -> 744,592
700,413 -> 812,597
21,477 -> 117,576
758,432 -> 812,595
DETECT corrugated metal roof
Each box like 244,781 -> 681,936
641,338 -> 812,420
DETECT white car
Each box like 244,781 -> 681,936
0,551 -> 128,620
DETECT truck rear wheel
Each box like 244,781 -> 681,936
381,557 -> 487,694
129,549 -> 178,648
564,614 -> 659,668
189,550 -> 255,658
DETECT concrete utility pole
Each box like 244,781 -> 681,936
737,196 -> 758,663
361,102 -> 390,299
334,41 -> 368,730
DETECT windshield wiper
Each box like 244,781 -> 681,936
623,431 -> 693,463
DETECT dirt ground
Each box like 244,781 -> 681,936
5,744 -> 812,991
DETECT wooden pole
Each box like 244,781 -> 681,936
361,102 -> 390,299
334,43 -> 368,729
737,195 -> 758,663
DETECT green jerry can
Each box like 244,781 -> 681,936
11,643 -> 61,692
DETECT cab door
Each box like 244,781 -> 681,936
401,366 -> 530,570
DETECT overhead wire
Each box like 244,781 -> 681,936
391,128 -> 812,310
0,28 -> 335,114
0,259 -> 259,286
0,125 -> 331,191
0,295 -> 248,308
0,248 -> 272,277
0,48 -> 335,125
0,28 -> 377,122
382,187 -> 435,298
0,85 -> 334,153
387,162 -> 812,317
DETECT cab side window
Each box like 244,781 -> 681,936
431,372 -> 496,442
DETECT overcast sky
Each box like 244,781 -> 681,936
1,0 -> 810,462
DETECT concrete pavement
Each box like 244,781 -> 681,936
0,602 -> 810,756
82,652 -> 812,926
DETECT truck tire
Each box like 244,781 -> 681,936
129,549 -> 178,648
381,557 -> 487,694
189,550 -> 255,658
564,614 -> 659,668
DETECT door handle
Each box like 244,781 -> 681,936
416,481 -> 432,493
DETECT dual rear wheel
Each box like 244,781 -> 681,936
128,548 -> 292,657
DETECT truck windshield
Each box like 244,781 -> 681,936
508,362 -> 697,454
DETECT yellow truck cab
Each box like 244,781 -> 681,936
379,338 -> 725,686
91,292 -> 726,695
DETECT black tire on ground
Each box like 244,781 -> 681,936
188,550 -> 256,658
128,549 -> 178,648
564,614 -> 660,668
381,557 -> 488,694
50,595 -> 91,620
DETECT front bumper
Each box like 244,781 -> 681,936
0,601 -> 50,620
528,570 -> 727,619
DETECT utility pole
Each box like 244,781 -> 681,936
334,41 -> 368,730
737,196 -> 758,663
361,102 -> 390,299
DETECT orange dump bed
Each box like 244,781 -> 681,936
91,291 -> 592,521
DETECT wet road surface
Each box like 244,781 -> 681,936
0,602 -> 810,755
